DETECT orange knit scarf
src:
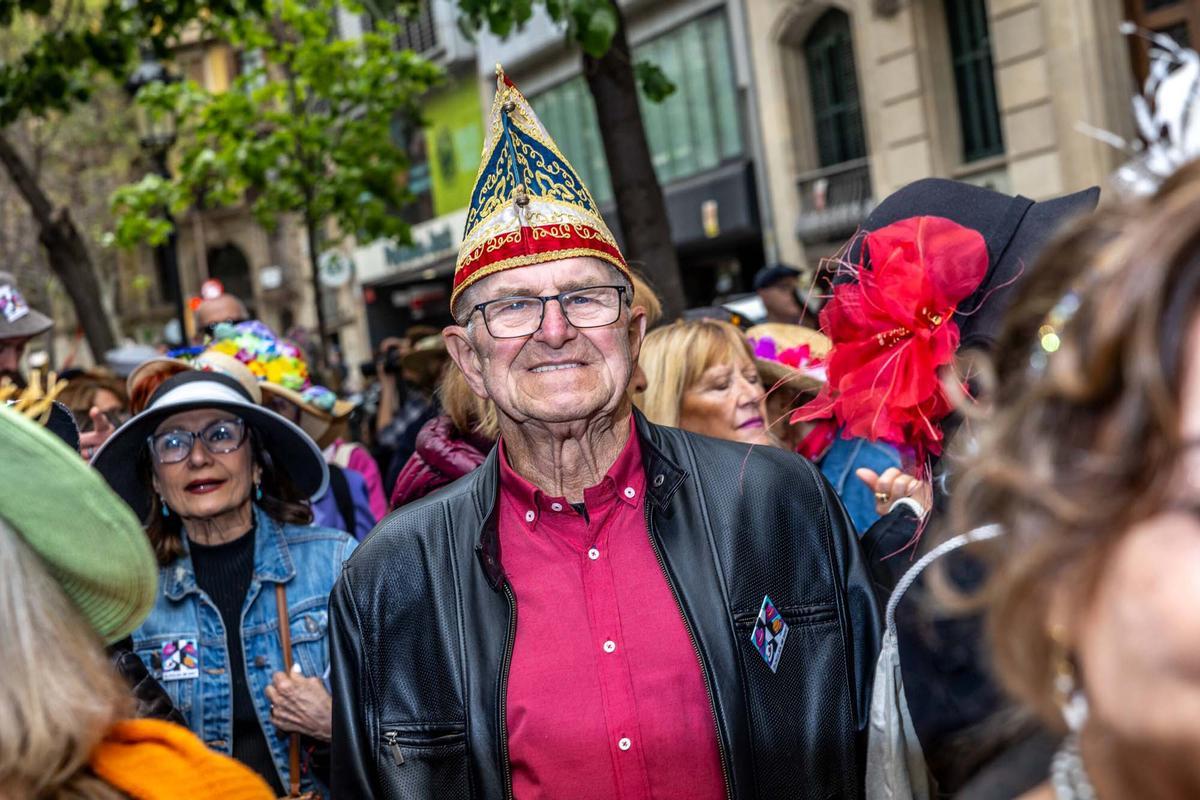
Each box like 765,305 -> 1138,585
89,718 -> 274,800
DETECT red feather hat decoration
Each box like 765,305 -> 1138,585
792,216 -> 988,464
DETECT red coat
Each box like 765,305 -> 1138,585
390,415 -> 492,510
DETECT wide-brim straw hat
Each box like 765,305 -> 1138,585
127,351 -> 264,410
260,382 -> 355,449
399,335 -> 448,373
0,404 -> 157,643
746,323 -> 830,395
93,371 -> 328,522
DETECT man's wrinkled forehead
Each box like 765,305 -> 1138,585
473,258 -> 623,301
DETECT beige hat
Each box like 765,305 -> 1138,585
259,382 -> 355,449
746,323 -> 830,394
127,351 -> 263,414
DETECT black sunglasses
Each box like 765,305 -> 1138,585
202,318 -> 250,340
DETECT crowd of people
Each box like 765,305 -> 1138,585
3,57 -> 1200,800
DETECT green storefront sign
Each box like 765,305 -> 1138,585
426,77 -> 485,217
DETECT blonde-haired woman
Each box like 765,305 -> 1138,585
636,318 -> 776,447
0,405 -> 271,799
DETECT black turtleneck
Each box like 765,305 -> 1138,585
189,525 -> 285,795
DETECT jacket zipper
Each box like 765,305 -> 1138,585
499,580 -> 518,799
383,731 -> 405,766
644,502 -> 733,799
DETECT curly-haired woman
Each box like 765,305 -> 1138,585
956,161 -> 1200,798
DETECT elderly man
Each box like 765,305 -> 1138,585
330,69 -> 880,799
0,271 -> 52,386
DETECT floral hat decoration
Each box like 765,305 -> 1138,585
745,323 -> 830,395
207,321 -> 353,448
792,216 -> 989,467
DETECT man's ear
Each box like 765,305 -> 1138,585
443,326 -> 489,399
627,306 -> 648,365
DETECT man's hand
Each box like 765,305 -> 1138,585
79,407 -> 115,461
855,467 -> 932,517
266,664 -> 333,742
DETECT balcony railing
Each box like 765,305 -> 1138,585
795,157 -> 874,245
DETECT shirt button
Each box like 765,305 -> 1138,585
254,655 -> 267,668
623,486 -> 636,499
653,474 -> 665,488
618,737 -> 632,751
588,548 -> 600,560
603,640 -> 616,653
524,510 -> 535,523
551,502 -> 563,512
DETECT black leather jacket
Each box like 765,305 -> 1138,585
330,414 -> 882,798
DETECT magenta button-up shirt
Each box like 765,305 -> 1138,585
497,421 -> 726,800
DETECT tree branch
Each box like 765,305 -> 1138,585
0,130 -> 55,226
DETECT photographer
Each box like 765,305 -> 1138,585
369,328 -> 441,496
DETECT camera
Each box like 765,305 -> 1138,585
359,345 -> 403,379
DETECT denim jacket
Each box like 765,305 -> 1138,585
819,433 -> 903,534
132,504 -> 357,792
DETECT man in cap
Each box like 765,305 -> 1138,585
752,263 -> 804,325
0,271 -> 53,386
329,68 -> 880,799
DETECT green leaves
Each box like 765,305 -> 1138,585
635,59 -> 676,103
576,1 -> 616,58
109,0 -> 441,254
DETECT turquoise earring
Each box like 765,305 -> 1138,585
161,499 -> 169,518
255,482 -> 263,501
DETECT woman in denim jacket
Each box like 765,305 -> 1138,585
94,369 -> 357,795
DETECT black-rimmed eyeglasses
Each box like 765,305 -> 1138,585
468,285 -> 629,339
147,418 -> 248,465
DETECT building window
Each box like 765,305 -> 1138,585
531,10 -> 743,205
945,0 -> 1004,163
393,1 -> 438,55
803,9 -> 866,167
1124,1 -> 1200,84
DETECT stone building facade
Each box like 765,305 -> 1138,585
745,0 -> 1143,272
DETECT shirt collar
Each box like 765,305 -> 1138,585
498,416 -> 645,531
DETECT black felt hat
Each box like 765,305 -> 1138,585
846,178 -> 1100,350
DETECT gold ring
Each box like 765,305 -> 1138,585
875,491 -> 889,503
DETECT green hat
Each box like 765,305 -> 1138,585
0,404 -> 157,643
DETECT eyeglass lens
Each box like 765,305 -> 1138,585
482,286 -> 624,338
152,418 -> 247,464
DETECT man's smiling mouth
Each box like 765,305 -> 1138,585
530,362 -> 584,373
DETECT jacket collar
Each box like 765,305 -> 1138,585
473,409 -> 686,591
162,504 -> 296,600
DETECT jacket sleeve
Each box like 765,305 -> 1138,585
108,639 -> 188,727
346,444 -> 390,521
859,505 -> 922,600
814,462 -> 884,737
329,566 -> 376,798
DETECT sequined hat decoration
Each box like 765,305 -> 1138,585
452,65 -> 631,312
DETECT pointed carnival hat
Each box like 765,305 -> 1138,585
452,66 -> 631,312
